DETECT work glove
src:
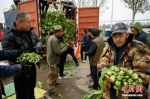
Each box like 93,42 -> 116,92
33,46 -> 42,54
20,60 -> 32,75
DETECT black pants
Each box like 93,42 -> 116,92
80,45 -> 87,60
68,49 -> 78,65
14,66 -> 36,99
59,52 -> 67,76
91,66 -> 98,87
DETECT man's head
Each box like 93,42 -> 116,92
91,29 -> 100,38
111,22 -> 129,48
15,12 -> 31,31
54,25 -> 63,37
87,28 -> 95,38
49,30 -> 54,36
131,22 -> 143,36
87,27 -> 93,36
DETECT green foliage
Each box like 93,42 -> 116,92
36,81 -> 43,88
41,12 -> 75,44
16,52 -> 43,64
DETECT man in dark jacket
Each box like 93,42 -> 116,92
85,29 -> 105,90
131,22 -> 150,49
0,50 -> 32,99
86,27 -> 94,77
2,12 -> 43,99
80,29 -> 89,62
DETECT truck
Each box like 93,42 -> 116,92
4,0 -> 100,56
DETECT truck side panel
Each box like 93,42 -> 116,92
18,0 -> 39,36
78,7 -> 99,40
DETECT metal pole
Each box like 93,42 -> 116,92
111,0 -> 114,28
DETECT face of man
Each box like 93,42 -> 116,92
57,29 -> 63,37
112,32 -> 129,48
131,28 -> 139,36
87,31 -> 91,36
20,15 -> 31,31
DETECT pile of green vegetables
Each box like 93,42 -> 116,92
60,42 -> 67,50
83,64 -> 142,99
16,52 -> 43,64
41,12 -> 75,44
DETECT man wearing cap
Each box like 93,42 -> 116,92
47,25 -> 66,97
98,22 -> 150,99
85,29 -> 105,90
131,22 -> 150,49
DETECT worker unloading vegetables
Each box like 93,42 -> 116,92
98,22 -> 150,99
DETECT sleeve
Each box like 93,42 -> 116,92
132,44 -> 150,84
51,39 -> 62,55
97,47 -> 111,70
0,50 -> 20,61
0,64 -> 22,78
33,31 -> 43,49
1,33 -> 16,50
145,36 -> 150,49
85,41 -> 97,56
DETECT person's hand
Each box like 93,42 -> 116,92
105,74 -> 114,84
33,46 -> 42,54
65,43 -> 69,46
20,60 -> 32,75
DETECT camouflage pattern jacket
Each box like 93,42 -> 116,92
98,34 -> 150,99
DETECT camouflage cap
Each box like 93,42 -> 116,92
54,25 -> 62,30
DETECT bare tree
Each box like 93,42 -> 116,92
121,0 -> 150,23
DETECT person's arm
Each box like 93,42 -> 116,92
51,39 -> 62,55
85,41 -> 97,56
0,50 -> 20,61
0,64 -> 22,78
33,31 -> 43,50
132,44 -> 150,85
2,33 -> 16,50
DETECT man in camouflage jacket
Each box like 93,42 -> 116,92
98,22 -> 150,99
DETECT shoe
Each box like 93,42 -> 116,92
88,85 -> 99,90
47,91 -> 57,97
58,76 -> 63,79
87,74 -> 92,77
55,83 -> 61,87
83,60 -> 86,63
59,75 -> 67,79
76,63 -> 79,67
62,74 -> 67,78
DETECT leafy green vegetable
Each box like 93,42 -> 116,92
110,75 -> 116,82
36,81 -> 43,88
41,12 -> 75,44
16,52 -> 43,64
41,65 -> 48,70
67,74 -> 74,79
58,94 -> 63,98
131,73 -> 138,80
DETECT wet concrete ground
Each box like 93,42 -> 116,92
37,55 -> 92,99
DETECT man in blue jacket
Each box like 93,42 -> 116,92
0,50 -> 30,99
85,29 -> 105,90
